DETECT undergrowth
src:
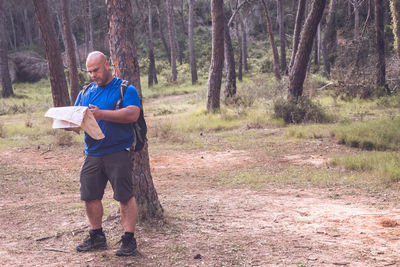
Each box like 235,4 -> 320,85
334,118 -> 400,151
330,152 -> 400,183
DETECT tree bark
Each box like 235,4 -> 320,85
9,10 -> 16,50
82,0 -> 90,58
72,33 -> 82,70
155,4 -> 171,64
0,0 -> 14,98
277,0 -> 287,73
33,0 -> 70,107
224,19 -> 236,101
147,2 -> 158,87
134,0 -> 158,87
313,22 -> 321,70
171,2 -> 183,65
288,0 -> 326,101
374,0 -> 386,89
88,0 -> 94,52
207,0 -> 224,112
61,0 -> 80,103
188,0 -> 198,84
106,0 -> 163,221
166,0 -> 177,81
353,0 -> 361,40
236,15 -> 243,81
238,11 -> 248,72
289,0 -> 306,73
23,8 -> 33,46
390,0 -> 400,57
261,0 -> 281,80
322,0 -> 337,78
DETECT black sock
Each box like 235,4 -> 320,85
124,232 -> 134,239
91,228 -> 104,235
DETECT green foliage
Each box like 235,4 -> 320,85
273,97 -> 332,124
334,118 -> 400,151
330,152 -> 400,183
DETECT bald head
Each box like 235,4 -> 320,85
86,51 -> 113,87
86,51 -> 107,66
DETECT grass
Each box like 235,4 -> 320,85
330,152 -> 400,183
221,166 -> 362,189
286,124 -> 335,140
334,118 -> 400,151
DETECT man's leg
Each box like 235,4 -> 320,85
116,196 -> 138,256
85,199 -> 103,229
120,196 -> 138,233
77,199 -> 107,252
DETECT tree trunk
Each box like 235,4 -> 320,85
72,33 -> 82,70
155,5 -> 171,64
188,0 -> 198,84
261,0 -> 281,80
9,10 -> 16,50
354,1 -> 360,39
0,0 -> 13,98
61,0 -> 80,103
313,22 -> 320,70
374,0 -> 386,90
224,19 -> 236,101
277,0 -> 287,73
56,13 -> 66,62
147,2 -> 158,87
33,0 -> 70,107
23,8 -> 33,46
82,0 -> 90,58
171,3 -> 183,65
390,0 -> 400,57
236,16 -> 243,81
289,0 -> 306,73
166,0 -> 177,81
88,0 -> 94,52
106,0 -> 163,221
238,11 -> 248,72
322,0 -> 337,78
288,0 -> 326,101
207,0 -> 224,112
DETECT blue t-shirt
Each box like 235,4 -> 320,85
74,77 -> 141,156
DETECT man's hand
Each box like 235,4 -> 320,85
88,104 -> 140,124
89,104 -> 102,120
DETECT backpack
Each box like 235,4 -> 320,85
78,80 -> 147,152
117,80 -> 147,152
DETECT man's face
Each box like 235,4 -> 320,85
86,57 -> 111,87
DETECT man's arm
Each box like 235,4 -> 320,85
89,104 -> 140,124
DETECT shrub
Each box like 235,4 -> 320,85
273,96 -> 330,124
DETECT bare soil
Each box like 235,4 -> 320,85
1,134 -> 400,266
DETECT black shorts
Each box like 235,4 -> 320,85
79,149 -> 134,202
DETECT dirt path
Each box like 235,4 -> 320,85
0,142 -> 400,266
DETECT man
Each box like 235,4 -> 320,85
74,51 -> 140,256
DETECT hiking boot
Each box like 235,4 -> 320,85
115,233 -> 137,256
76,230 -> 107,252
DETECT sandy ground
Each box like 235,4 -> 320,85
0,139 -> 399,266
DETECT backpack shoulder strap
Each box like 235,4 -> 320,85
118,80 -> 129,109
78,82 -> 93,106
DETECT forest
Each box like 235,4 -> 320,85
1,0 -> 400,266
